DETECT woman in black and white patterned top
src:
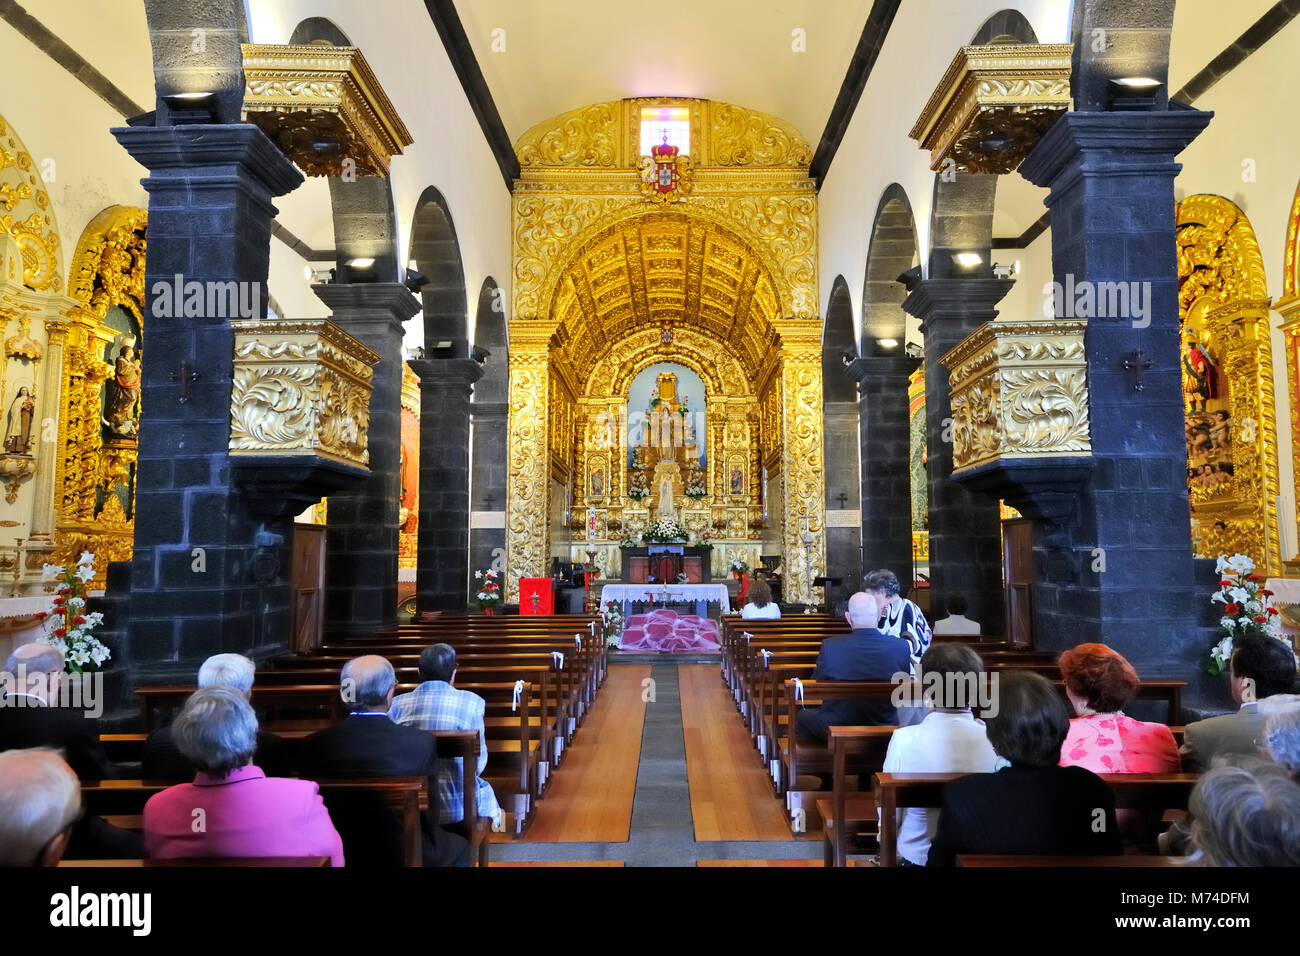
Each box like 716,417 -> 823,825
863,568 -> 931,670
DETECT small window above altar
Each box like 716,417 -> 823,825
640,106 -> 690,157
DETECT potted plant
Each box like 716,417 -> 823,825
1206,553 -> 1288,674
474,568 -> 503,615
36,552 -> 110,674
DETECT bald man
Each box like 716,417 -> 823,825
0,643 -> 117,780
297,655 -> 469,867
795,592 -> 913,742
0,749 -> 82,866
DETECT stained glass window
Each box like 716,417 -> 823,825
640,106 -> 690,157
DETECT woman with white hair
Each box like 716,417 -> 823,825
143,686 -> 343,866
1189,760 -> 1300,866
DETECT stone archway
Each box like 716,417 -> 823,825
470,276 -> 508,589
822,277 -> 861,593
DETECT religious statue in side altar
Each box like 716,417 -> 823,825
4,386 -> 36,456
104,338 -> 142,440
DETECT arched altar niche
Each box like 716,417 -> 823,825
626,363 -> 706,516
1176,195 -> 1280,572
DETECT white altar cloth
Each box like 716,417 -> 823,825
600,582 -> 731,615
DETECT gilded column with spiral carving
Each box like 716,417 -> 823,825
505,321 -> 557,603
774,321 -> 826,603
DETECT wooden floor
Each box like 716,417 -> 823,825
679,664 -> 808,841
506,664 -> 651,843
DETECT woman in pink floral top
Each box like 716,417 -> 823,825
1058,643 -> 1180,773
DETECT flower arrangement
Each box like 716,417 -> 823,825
627,470 -> 650,500
618,534 -> 639,548
474,567 -> 502,609
601,599 -> 624,646
730,558 -> 750,575
642,517 -> 688,543
37,552 -> 109,673
694,528 -> 714,550
685,464 -> 708,499
1207,553 -> 1284,675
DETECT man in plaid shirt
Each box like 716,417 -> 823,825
389,644 -> 501,830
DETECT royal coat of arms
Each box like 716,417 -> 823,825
639,137 -> 694,205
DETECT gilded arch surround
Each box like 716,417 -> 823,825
504,98 -> 825,602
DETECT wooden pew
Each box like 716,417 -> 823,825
873,771 -> 1200,866
133,681 -> 541,836
819,726 -> 894,866
82,777 -> 431,866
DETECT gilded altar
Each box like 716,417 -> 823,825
504,98 -> 825,602
1177,196 -> 1281,574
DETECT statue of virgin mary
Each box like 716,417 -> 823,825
658,475 -> 676,521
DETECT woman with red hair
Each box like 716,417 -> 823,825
1058,643 -> 1179,773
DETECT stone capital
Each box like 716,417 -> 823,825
1018,110 -> 1213,190
408,357 -> 485,393
111,123 -> 303,197
313,281 -> 421,328
902,277 -> 1015,326
845,353 -> 917,388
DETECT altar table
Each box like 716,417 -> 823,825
600,582 -> 731,618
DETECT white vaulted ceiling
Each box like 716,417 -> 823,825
451,0 -> 876,144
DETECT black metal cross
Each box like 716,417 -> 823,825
836,493 -> 848,509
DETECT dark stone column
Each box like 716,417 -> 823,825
111,123 -> 303,686
409,358 -> 483,612
847,354 -> 914,584
1019,111 -> 1218,705
313,283 -> 420,637
903,279 -> 1014,636
469,400 -> 508,579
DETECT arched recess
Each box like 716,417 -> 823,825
469,276 -> 508,588
410,187 -> 469,349
1176,195 -> 1280,573
822,276 -> 861,593
53,205 -> 149,586
863,184 -> 919,344
970,9 -> 1039,45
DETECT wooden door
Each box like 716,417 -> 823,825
290,524 -> 326,654
1002,518 -> 1033,648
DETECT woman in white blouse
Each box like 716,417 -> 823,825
740,578 -> 780,619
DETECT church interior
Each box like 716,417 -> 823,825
2,0 -> 1300,884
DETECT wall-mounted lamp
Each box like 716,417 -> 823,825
992,261 -> 1018,280
303,264 -> 334,284
161,91 -> 217,125
1107,77 -> 1162,111
877,338 -> 900,349
404,267 -> 430,293
954,252 -> 983,269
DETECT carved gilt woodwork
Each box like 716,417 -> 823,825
504,321 -> 556,603
1278,179 -> 1300,557
240,44 -> 413,177
229,319 -> 380,467
773,321 -> 826,604
0,113 -> 62,293
939,319 -> 1091,473
1177,195 -> 1280,573
909,43 -> 1073,174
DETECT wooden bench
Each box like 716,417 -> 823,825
873,771 -> 1200,866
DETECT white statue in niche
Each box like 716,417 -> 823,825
658,475 -> 676,521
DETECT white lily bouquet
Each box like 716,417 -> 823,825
1207,553 -> 1285,676
37,552 -> 110,674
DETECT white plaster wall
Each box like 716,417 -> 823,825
817,0 -> 1071,353
1171,15 -> 1300,557
247,0 -> 513,352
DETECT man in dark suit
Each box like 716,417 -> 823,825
142,653 -> 290,780
927,671 -> 1122,865
0,643 -> 117,780
297,655 -> 470,867
795,592 -> 914,742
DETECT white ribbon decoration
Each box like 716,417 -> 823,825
552,651 -> 565,669
743,631 -> 754,643
511,679 -> 524,712
574,634 -> 582,650
793,677 -> 805,705
759,649 -> 773,668
587,621 -> 597,635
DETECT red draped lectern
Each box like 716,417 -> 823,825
519,578 -> 555,615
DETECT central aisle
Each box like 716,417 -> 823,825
490,660 -> 820,866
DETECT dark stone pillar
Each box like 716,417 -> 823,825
409,358 -> 483,612
111,123 -> 303,686
469,400 -> 508,579
1019,111 -> 1218,704
313,283 -> 420,637
903,279 -> 1014,636
847,354 -> 914,584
